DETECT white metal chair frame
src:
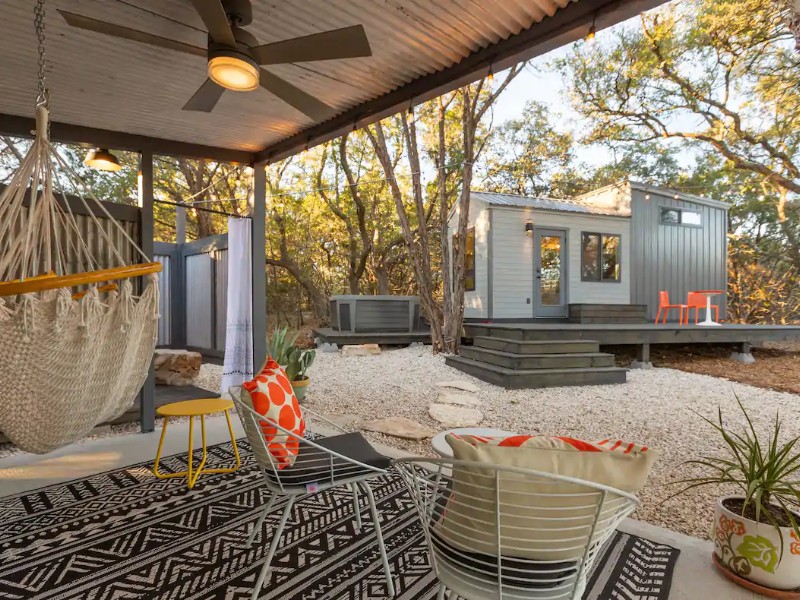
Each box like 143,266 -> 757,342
229,385 -> 395,600
395,457 -> 640,600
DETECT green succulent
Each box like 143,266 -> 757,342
285,347 -> 316,382
266,326 -> 299,366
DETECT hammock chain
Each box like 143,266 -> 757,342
34,0 -> 49,109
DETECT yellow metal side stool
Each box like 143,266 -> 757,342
153,398 -> 241,489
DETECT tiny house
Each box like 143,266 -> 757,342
448,181 -> 729,321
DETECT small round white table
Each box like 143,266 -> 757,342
693,289 -> 724,327
431,427 -> 517,458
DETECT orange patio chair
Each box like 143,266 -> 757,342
655,291 -> 687,324
687,291 -> 719,324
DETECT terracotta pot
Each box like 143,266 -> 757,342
291,377 -> 310,402
713,495 -> 800,590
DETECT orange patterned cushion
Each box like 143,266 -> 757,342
456,434 -> 649,455
242,357 -> 305,468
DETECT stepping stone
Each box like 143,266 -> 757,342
342,344 -> 382,357
435,380 -> 479,394
437,392 -> 480,407
428,404 -> 483,428
362,417 -> 436,440
316,413 -> 358,430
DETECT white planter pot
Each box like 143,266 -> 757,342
713,495 -> 800,590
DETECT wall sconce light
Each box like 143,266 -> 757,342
525,220 -> 534,236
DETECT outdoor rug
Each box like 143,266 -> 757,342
0,439 -> 679,599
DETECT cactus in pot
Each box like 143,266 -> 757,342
285,347 -> 316,402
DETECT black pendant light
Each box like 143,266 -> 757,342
84,148 -> 122,171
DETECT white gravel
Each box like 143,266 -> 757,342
300,346 -> 800,541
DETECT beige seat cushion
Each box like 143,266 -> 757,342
438,434 -> 656,561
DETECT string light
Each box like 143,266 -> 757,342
487,65 -> 494,83
585,15 -> 597,44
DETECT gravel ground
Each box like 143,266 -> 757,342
297,346 -> 799,541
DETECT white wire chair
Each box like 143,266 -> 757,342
394,457 -> 640,600
229,385 -> 395,600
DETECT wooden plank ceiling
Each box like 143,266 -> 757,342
0,0 -> 659,161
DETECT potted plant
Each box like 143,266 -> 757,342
285,347 -> 316,402
266,327 -> 299,367
675,399 -> 800,593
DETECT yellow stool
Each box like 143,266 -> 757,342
153,398 -> 241,489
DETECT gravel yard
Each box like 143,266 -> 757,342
257,346 -> 799,541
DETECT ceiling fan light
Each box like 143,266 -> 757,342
84,148 -> 122,171
208,53 -> 259,91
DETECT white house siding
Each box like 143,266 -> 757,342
448,198 -> 489,319
491,207 -> 631,318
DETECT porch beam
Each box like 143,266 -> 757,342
0,113 -> 255,164
251,162 -> 268,371
139,150 -> 156,433
255,0 -> 666,163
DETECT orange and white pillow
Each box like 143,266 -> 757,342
242,357 -> 305,468
447,433 -> 654,492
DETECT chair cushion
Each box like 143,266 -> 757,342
267,432 -> 390,487
242,357 -> 305,468
440,434 -> 655,562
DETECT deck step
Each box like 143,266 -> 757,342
472,336 -> 599,355
460,346 -> 615,370
445,355 -> 627,389
465,325 -> 590,341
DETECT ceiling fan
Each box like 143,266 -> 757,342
58,0 -> 373,120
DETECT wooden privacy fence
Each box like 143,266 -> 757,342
155,233 -> 229,358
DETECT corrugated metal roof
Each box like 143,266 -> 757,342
472,191 -> 630,217
0,0 -> 573,153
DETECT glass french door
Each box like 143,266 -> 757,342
534,229 -> 567,318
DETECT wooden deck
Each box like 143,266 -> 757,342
464,322 -> 800,346
313,327 -> 431,345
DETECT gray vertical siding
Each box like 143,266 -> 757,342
630,188 -> 728,321
214,248 -> 228,351
155,254 -> 171,346
185,253 -> 215,349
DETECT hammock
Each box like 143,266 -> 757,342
0,104 -> 161,454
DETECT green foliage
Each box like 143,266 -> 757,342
676,398 -> 800,545
285,347 -> 316,381
266,327 -> 299,366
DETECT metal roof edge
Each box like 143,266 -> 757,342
628,180 -> 730,210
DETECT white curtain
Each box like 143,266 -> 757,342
221,217 -> 253,395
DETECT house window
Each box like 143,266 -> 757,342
581,232 -> 620,282
660,207 -> 702,226
453,228 -> 476,291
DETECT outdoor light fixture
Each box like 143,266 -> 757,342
84,148 -> 122,171
525,220 -> 534,236
207,50 -> 259,91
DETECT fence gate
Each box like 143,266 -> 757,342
155,234 -> 228,358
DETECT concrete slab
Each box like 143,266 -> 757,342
0,423 -> 763,599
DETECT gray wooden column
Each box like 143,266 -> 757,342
250,162 -> 268,371
139,151 -> 156,433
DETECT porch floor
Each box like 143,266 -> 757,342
0,418 -> 760,599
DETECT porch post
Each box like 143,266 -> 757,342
138,150 -> 156,433
250,162 -> 268,371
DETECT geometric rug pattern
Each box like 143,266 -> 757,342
0,440 -> 678,599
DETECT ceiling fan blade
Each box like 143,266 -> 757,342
259,69 -> 335,121
183,79 -> 225,112
252,25 -> 372,65
58,10 -> 206,57
189,0 -> 236,46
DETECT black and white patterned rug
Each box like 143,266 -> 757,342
0,440 -> 679,599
